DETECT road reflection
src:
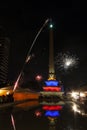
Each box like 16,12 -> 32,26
14,100 -> 40,111
0,100 -> 87,130
71,102 -> 87,117
40,102 -> 64,130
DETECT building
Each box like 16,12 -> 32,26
0,37 -> 10,87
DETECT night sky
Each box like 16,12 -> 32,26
0,1 -> 87,89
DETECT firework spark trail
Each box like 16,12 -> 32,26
13,18 -> 50,91
25,18 -> 50,63
13,73 -> 21,92
25,55 -> 31,63
11,114 -> 16,130
13,55 -> 32,91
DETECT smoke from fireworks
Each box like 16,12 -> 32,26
55,52 -> 79,72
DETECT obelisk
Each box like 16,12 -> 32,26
48,22 -> 56,80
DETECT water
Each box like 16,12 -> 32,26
0,101 -> 87,130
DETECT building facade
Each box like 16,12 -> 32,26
0,37 -> 10,87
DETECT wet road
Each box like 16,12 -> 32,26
0,100 -> 87,130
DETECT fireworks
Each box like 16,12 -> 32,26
35,75 -> 43,81
55,52 -> 79,72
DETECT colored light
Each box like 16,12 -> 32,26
35,75 -> 42,81
45,110 -> 60,117
45,80 -> 59,86
35,110 -> 42,117
43,87 -> 61,91
42,105 -> 62,110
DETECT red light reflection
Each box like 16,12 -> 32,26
35,110 -> 42,117
42,105 -> 63,110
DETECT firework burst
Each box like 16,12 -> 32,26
55,52 -> 79,72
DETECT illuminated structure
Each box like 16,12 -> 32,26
40,21 -> 64,100
42,103 -> 63,130
0,37 -> 10,87
35,102 -> 64,130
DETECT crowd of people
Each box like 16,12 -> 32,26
0,93 -> 14,104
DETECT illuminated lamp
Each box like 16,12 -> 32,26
45,80 -> 59,86
42,105 -> 63,110
45,110 -> 60,117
